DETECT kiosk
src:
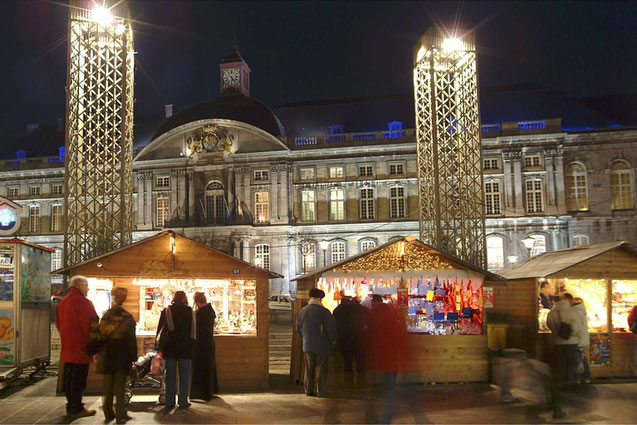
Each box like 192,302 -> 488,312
491,241 -> 637,378
291,235 -> 503,384
54,230 -> 281,391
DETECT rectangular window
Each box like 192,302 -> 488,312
523,154 -> 542,168
331,242 -> 346,264
390,186 -> 405,218
255,244 -> 270,270
360,188 -> 375,219
485,181 -> 502,215
51,204 -> 63,232
51,183 -> 63,195
483,158 -> 500,171
205,194 -> 226,224
329,189 -> 345,221
29,186 -> 41,196
301,243 -> 316,272
8,187 -> 18,198
51,249 -> 62,271
156,176 -> 170,188
329,166 -> 344,179
255,192 -> 269,222
156,197 -> 170,227
254,170 -> 269,181
301,190 -> 316,222
389,163 -> 404,175
525,179 -> 544,213
29,205 -> 40,233
300,168 -> 315,180
358,165 -> 373,177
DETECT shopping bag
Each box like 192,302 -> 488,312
150,352 -> 165,376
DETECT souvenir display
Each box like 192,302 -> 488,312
611,280 -> 637,332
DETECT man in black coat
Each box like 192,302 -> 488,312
95,288 -> 137,424
332,295 -> 369,390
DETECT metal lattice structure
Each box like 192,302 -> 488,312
413,28 -> 486,268
63,2 -> 134,266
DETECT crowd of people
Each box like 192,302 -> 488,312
55,275 -> 218,423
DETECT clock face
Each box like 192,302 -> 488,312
223,68 -> 240,86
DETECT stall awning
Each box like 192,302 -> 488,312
291,235 -> 503,282
497,241 -> 637,279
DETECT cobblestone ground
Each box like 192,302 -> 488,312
0,372 -> 636,424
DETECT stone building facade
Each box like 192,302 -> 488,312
2,48 -> 636,295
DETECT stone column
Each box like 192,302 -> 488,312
144,171 -> 153,227
136,173 -> 145,228
243,168 -> 250,218
178,169 -> 187,222
510,152 -> 524,214
279,236 -> 290,295
270,165 -> 279,222
242,237 -> 250,262
187,169 -> 195,224
287,238 -> 297,295
502,156 -> 513,211
170,169 -> 178,221
227,168 -> 235,217
553,147 -> 566,212
545,155 -> 555,209
280,164 -> 290,223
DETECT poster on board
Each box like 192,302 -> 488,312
483,287 -> 494,308
0,309 -> 15,366
21,245 -> 50,302
589,333 -> 611,366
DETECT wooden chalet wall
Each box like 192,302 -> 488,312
66,232 -> 270,391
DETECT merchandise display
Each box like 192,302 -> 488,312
0,247 -> 14,302
611,280 -> 637,332
317,274 -> 483,335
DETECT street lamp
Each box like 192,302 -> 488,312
522,236 -> 535,257
507,254 -> 518,265
319,240 -> 330,267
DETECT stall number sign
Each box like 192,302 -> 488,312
232,269 -> 240,274
483,287 -> 494,308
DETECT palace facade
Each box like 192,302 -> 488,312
3,47 -> 637,295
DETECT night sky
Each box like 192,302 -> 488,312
1,1 -> 636,144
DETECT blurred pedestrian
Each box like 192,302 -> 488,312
366,294 -> 408,423
333,294 -> 369,390
55,275 -> 99,418
95,288 -> 137,424
539,281 -> 554,309
629,305 -> 637,375
190,292 -> 218,400
297,288 -> 337,397
569,296 -> 591,383
157,291 -> 196,409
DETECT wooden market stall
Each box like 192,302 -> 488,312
54,230 -> 281,391
491,241 -> 637,378
291,235 -> 503,385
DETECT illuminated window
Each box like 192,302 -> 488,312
486,235 -> 504,271
558,278 -> 608,332
329,189 -> 344,221
51,204 -> 63,232
523,154 -> 542,168
390,186 -> 405,218
360,239 -> 376,252
8,187 -> 18,198
205,182 -> 225,225
525,179 -> 544,213
566,162 -> 589,211
156,197 -> 169,227
29,205 -> 40,233
358,165 -> 373,177
301,241 -> 316,272
528,234 -> 546,257
611,280 -> 637,332
301,190 -> 316,222
483,158 -> 500,171
329,166 -> 344,179
485,181 -> 502,215
255,192 -> 269,222
156,176 -> 170,188
389,163 -> 404,175
254,170 -> 269,181
300,168 -> 315,180
254,244 -> 270,270
573,235 -> 589,247
29,186 -> 41,196
331,241 -> 346,264
610,160 -> 634,210
51,249 -> 62,271
51,183 -> 63,195
360,188 -> 375,219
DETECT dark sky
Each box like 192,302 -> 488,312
1,1 -> 636,144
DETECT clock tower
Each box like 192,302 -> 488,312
220,42 -> 251,96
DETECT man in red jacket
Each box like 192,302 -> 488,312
55,275 -> 99,418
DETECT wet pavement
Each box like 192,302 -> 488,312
0,373 -> 636,424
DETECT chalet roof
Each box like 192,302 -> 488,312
497,241 -> 637,280
53,230 -> 283,279
292,235 -> 503,281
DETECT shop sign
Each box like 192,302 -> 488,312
0,197 -> 22,236
397,287 -> 408,310
589,334 -> 611,366
483,287 -> 494,308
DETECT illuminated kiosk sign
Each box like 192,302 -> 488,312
0,197 -> 22,236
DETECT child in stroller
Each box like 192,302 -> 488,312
125,352 -> 166,405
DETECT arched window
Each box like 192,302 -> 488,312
300,241 -> 316,273
360,239 -> 377,252
330,241 -> 346,264
566,162 -> 589,211
486,235 -> 505,271
205,181 -> 226,225
527,234 -> 547,257
573,235 -> 589,247
610,160 -> 634,210
254,244 -> 270,270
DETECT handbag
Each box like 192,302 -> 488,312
150,352 -> 165,376
156,306 -> 176,352
557,311 -> 573,340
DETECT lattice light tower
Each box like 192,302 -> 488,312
413,28 -> 486,268
63,1 -> 134,266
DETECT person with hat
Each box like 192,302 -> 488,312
296,288 -> 338,397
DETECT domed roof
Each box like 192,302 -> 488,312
151,94 -> 285,141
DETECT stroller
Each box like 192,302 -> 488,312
124,352 -> 166,405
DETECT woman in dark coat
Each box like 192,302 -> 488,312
190,292 -> 218,400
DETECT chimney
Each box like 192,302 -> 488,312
164,104 -> 174,118
26,123 -> 39,135
57,118 -> 64,132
